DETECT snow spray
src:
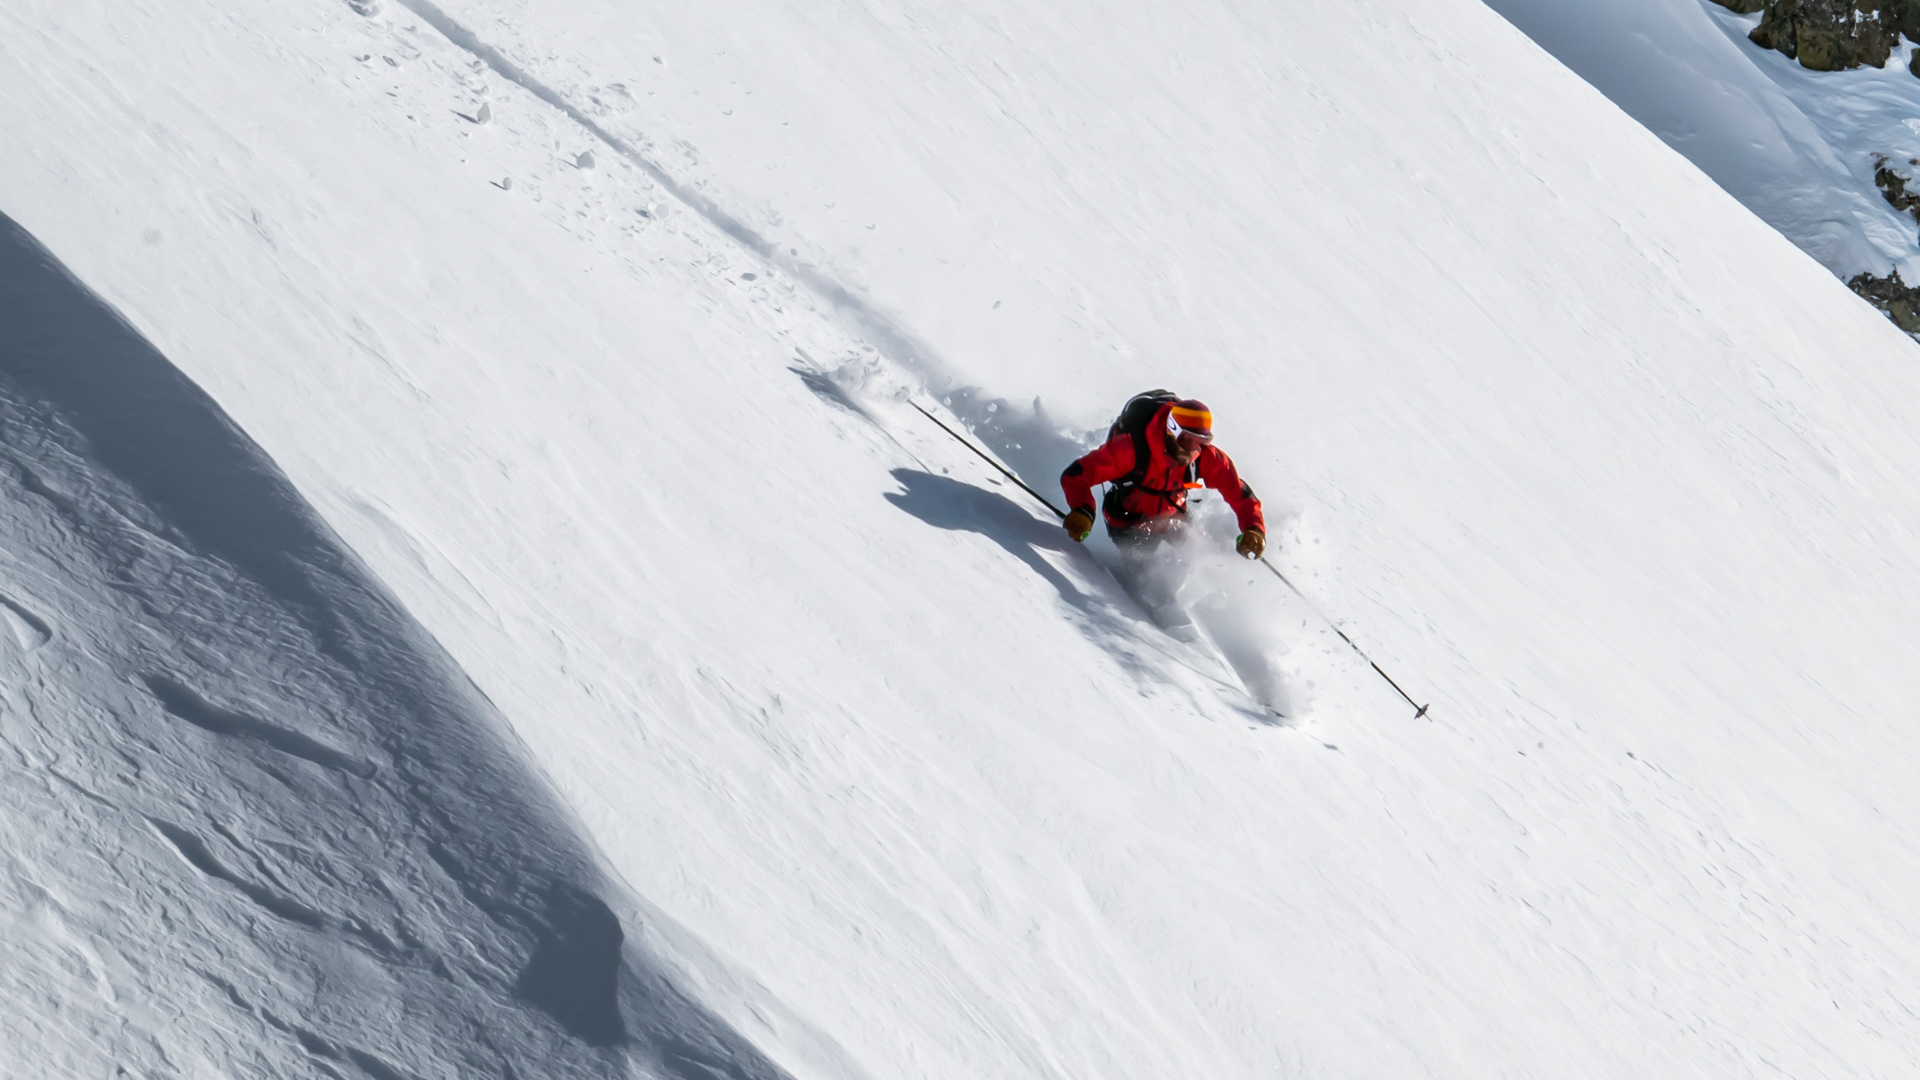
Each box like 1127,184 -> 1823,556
910,397 -> 1430,719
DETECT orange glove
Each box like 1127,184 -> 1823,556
1235,529 -> 1266,559
1063,508 -> 1095,542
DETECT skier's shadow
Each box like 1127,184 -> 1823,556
884,468 -> 1094,610
884,469 -> 1258,695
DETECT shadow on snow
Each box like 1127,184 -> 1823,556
881,466 -> 1263,708
0,210 -> 808,1080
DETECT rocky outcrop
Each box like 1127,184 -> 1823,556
1851,159 -> 1920,334
1875,156 -> 1920,241
1720,0 -> 1920,73
1847,269 -> 1920,333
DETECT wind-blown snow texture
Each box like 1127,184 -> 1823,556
5,0 -> 1920,1077
0,213 -> 802,1080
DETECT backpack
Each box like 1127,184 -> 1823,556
1101,389 -> 1194,526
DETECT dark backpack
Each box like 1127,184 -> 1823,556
1101,389 -> 1192,526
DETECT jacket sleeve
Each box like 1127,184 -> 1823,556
1198,448 -> 1265,534
1060,437 -> 1137,516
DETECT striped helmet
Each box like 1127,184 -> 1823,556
1166,399 -> 1214,443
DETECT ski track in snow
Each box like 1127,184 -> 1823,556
387,0 -> 1090,496
376,0 -> 1303,713
325,0 -> 1297,717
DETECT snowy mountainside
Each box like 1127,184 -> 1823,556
6,0 -> 1920,1077
0,215 -> 801,1079
1484,0 -> 1920,283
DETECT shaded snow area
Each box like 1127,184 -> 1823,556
6,0 -> 1920,1077
1484,0 -> 1920,280
0,217 -> 801,1079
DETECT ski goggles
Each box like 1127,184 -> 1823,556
1166,407 -> 1213,449
1172,428 -> 1212,453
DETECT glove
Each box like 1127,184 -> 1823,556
1063,508 -> 1095,542
1235,529 -> 1266,559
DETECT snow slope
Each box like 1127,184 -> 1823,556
0,215 -> 802,1080
6,0 -> 1920,1077
1485,0 -> 1920,279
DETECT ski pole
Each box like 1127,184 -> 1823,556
909,401 -> 1068,519
1256,557 -> 1430,719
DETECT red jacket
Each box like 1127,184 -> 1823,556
1061,403 -> 1265,534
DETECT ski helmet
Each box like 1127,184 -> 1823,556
1166,399 -> 1213,444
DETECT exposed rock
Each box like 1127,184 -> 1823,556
1847,268 -> 1920,333
1731,0 -> 1920,72
1874,156 -> 1920,242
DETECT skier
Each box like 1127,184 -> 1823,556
1059,393 -> 1266,557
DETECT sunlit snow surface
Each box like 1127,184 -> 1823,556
1486,0 -> 1920,279
5,0 -> 1920,1077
